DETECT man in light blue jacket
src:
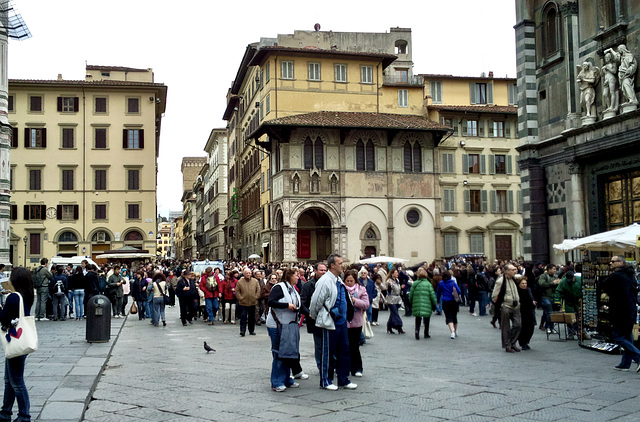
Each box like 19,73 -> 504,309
310,254 -> 357,391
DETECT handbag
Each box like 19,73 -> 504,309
451,282 -> 462,303
130,301 -> 138,315
363,318 -> 374,339
1,293 -> 38,359
156,282 -> 170,305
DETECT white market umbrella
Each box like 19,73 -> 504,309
248,254 -> 261,259
552,223 -> 640,253
358,255 -> 408,264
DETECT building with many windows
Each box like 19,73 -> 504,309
514,1 -> 640,263
157,221 -> 171,258
8,65 -> 167,265
180,157 -> 206,261
202,129 -> 227,260
226,28 -> 450,264
423,73 -> 522,260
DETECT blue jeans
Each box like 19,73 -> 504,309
1,355 -> 30,421
267,327 -> 294,389
366,304 -> 373,322
479,291 -> 489,316
541,298 -> 553,329
152,297 -> 166,326
329,323 -> 351,387
73,289 -> 85,318
67,291 -> 75,315
312,330 -> 323,371
205,297 -> 219,322
144,297 -> 152,318
613,328 -> 640,369
459,283 -> 468,306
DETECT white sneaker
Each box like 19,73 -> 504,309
450,333 -> 456,339
293,372 -> 309,380
340,383 -> 357,390
472,313 -> 478,317
288,382 -> 300,388
323,384 -> 338,391
354,372 -> 363,377
272,385 -> 286,392
41,317 -> 50,321
455,331 -> 458,338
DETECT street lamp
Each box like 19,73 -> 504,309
23,236 -> 27,267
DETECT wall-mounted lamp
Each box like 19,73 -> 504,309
460,140 -> 466,147
463,180 -> 468,186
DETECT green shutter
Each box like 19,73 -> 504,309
481,190 -> 488,213
462,119 -> 467,136
453,118 -> 458,135
489,155 -> 495,175
480,155 -> 486,174
462,154 -> 469,174
464,189 -> 470,213
516,159 -> 521,175
517,190 -> 523,213
448,154 -> 454,173
507,190 -> 514,213
490,190 -> 497,213
469,82 -> 476,104
478,120 -> 484,137
488,122 -> 494,137
506,155 -> 513,174
505,122 -> 511,138
488,82 -> 494,104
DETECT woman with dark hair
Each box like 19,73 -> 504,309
69,266 -> 86,320
0,267 -> 35,421
385,269 -> 405,334
150,273 -> 168,327
436,270 -> 461,339
344,269 -> 369,377
266,268 -> 302,392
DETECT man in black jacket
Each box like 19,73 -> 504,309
176,271 -> 197,326
601,256 -> 640,371
300,263 -> 327,372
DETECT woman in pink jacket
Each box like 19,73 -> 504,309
344,269 -> 369,378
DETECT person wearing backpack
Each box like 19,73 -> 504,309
33,258 -> 53,321
48,265 -> 69,321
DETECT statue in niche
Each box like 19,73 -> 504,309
292,175 -> 300,194
576,61 -> 600,118
606,44 -> 638,107
602,50 -> 619,114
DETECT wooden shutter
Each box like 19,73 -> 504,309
490,190 -> 497,213
469,82 -> 476,104
314,137 -> 323,169
480,155 -> 486,174
11,127 -> 17,148
73,204 -> 79,220
489,155 -> 495,175
516,159 -> 521,175
462,154 -> 469,174
57,97 -> 62,112
461,119 -> 467,136
39,205 -> 46,220
441,153 -> 448,173
23,205 -> 29,220
139,129 -> 144,149
57,205 -> 62,220
42,129 -> 47,148
488,122 -> 494,137
506,155 -> 513,174
123,129 -> 128,149
517,190 -> 522,213
478,120 -> 484,137
481,190 -> 488,213
487,82 -> 494,104
507,190 -> 514,213
464,189 -> 470,212
452,118 -> 458,135
24,128 -> 30,147
73,97 -> 79,112
505,122 -> 511,138
10,204 -> 16,220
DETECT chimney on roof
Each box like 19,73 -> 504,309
57,74 -> 63,80
488,71 -> 494,78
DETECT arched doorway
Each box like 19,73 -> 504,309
297,209 -> 331,261
273,209 -> 284,262
124,230 -> 144,250
91,230 -> 112,261
57,231 -> 78,257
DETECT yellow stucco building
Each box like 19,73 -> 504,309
423,73 -> 522,260
9,65 -> 167,266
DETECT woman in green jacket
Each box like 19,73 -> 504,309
409,268 -> 438,340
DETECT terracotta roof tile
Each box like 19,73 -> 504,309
9,79 -> 166,88
419,73 -> 516,81
86,65 -> 149,72
428,104 -> 517,114
262,111 -> 450,131
250,46 -> 397,68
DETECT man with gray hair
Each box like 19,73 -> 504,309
491,264 -> 522,353
236,267 -> 260,337
310,254 -> 356,390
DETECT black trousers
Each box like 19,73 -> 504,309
415,316 -> 431,335
239,305 -> 256,334
347,326 -> 363,375
178,296 -> 196,324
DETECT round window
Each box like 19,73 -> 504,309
406,209 -> 421,226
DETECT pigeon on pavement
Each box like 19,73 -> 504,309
204,341 -> 216,353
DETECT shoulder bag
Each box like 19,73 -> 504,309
156,282 -> 170,305
451,281 -> 462,303
1,293 -> 38,359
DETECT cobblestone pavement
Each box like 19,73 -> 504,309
4,305 -> 640,421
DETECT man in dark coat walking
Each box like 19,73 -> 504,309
601,256 -> 640,371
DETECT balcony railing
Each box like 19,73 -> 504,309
382,75 -> 423,86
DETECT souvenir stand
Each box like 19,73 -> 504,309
553,223 -> 640,353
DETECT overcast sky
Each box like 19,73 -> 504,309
8,0 -> 517,217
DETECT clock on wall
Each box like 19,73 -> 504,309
46,207 -> 56,219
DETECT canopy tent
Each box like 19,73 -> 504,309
552,223 -> 640,253
95,252 -> 156,260
358,255 -> 408,264
247,254 -> 261,259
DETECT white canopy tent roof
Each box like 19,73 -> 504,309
358,255 -> 408,264
552,223 -> 640,253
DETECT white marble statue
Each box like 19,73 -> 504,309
606,44 -> 638,107
602,50 -> 619,114
576,61 -> 600,118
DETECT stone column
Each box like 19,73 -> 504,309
568,162 -> 586,238
0,22 -> 10,269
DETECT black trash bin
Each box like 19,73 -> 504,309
86,295 -> 111,343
